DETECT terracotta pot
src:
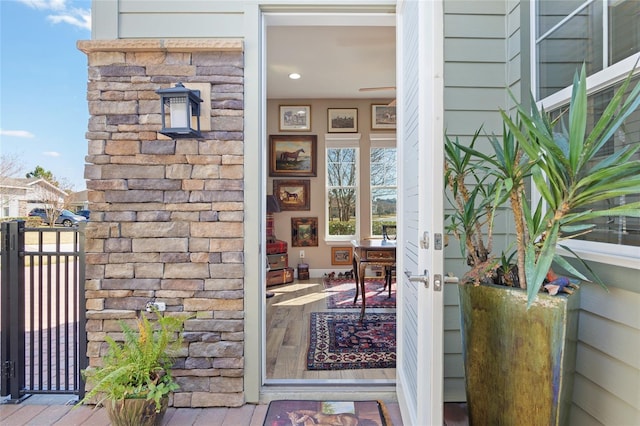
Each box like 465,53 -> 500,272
105,397 -> 168,426
458,282 -> 580,425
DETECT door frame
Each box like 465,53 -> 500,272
247,3 -> 445,413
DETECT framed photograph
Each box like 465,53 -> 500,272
279,105 -> 311,131
291,217 -> 318,247
269,135 -> 317,177
327,108 -> 358,133
331,247 -> 353,265
371,104 -> 396,130
273,180 -> 310,211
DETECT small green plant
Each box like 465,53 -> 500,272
78,309 -> 187,412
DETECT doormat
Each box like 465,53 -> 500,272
307,312 -> 396,370
324,278 -> 395,309
263,399 -> 392,426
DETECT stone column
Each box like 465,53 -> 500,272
77,39 -> 246,407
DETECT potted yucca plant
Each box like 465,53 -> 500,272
77,309 -> 187,426
446,65 -> 640,425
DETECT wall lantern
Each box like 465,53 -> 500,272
156,82 -> 203,138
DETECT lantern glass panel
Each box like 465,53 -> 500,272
169,96 -> 189,129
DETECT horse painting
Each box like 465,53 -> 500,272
279,148 -> 305,162
270,135 -> 316,177
282,190 -> 299,201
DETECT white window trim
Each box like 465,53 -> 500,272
370,132 -> 396,148
325,133 -> 361,242
538,52 -> 640,111
557,241 -> 640,270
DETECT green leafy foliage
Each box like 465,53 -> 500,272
446,64 -> 640,306
328,219 -> 356,235
77,309 -> 188,412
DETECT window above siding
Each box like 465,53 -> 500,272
534,0 -> 640,268
535,0 -> 640,99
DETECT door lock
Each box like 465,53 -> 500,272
420,231 -> 429,249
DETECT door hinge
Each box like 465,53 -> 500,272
2,361 -> 15,378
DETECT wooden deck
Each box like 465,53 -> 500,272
0,395 -> 412,426
0,396 -> 269,426
0,395 -> 473,425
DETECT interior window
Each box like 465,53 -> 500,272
370,147 -> 397,236
326,146 -> 358,240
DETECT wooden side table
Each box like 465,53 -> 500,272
351,239 -> 397,321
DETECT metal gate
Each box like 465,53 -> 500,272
1,220 -> 86,402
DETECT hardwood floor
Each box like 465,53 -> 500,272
265,278 -> 396,381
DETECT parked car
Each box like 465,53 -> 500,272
76,209 -> 90,219
28,208 -> 87,227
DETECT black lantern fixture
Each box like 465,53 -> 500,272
156,82 -> 203,138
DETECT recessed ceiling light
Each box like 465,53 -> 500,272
289,73 -> 301,80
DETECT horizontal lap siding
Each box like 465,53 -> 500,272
119,14 -> 245,39
571,285 -> 640,425
443,1 -> 509,402
93,1 -> 245,40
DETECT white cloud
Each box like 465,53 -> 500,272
17,0 -> 67,11
43,151 -> 62,157
47,8 -> 91,31
0,129 -> 35,138
18,0 -> 91,31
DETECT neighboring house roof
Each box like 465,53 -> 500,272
0,177 -> 34,190
25,178 -> 68,197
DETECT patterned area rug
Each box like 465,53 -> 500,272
263,400 -> 392,426
307,312 -> 396,370
324,278 -> 396,309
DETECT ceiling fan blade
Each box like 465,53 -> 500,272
359,86 -> 396,92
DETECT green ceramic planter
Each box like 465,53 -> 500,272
459,282 -> 580,425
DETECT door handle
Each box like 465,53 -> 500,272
405,269 -> 429,288
444,274 -> 459,284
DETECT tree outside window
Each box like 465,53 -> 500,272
370,147 -> 397,235
327,147 -> 358,237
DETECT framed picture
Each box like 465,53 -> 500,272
371,104 -> 396,130
273,180 -> 310,211
279,105 -> 311,131
327,108 -> 358,133
291,217 -> 318,247
331,247 -> 353,265
269,135 -> 317,177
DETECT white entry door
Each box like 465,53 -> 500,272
395,1 -> 445,425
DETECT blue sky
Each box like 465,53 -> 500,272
1,0 -> 91,191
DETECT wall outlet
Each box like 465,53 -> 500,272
145,301 -> 166,312
299,250 -> 305,259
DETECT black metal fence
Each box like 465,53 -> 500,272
1,221 -> 86,402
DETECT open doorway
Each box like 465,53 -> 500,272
262,12 -> 397,384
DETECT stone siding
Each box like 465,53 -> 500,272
78,39 -> 245,407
